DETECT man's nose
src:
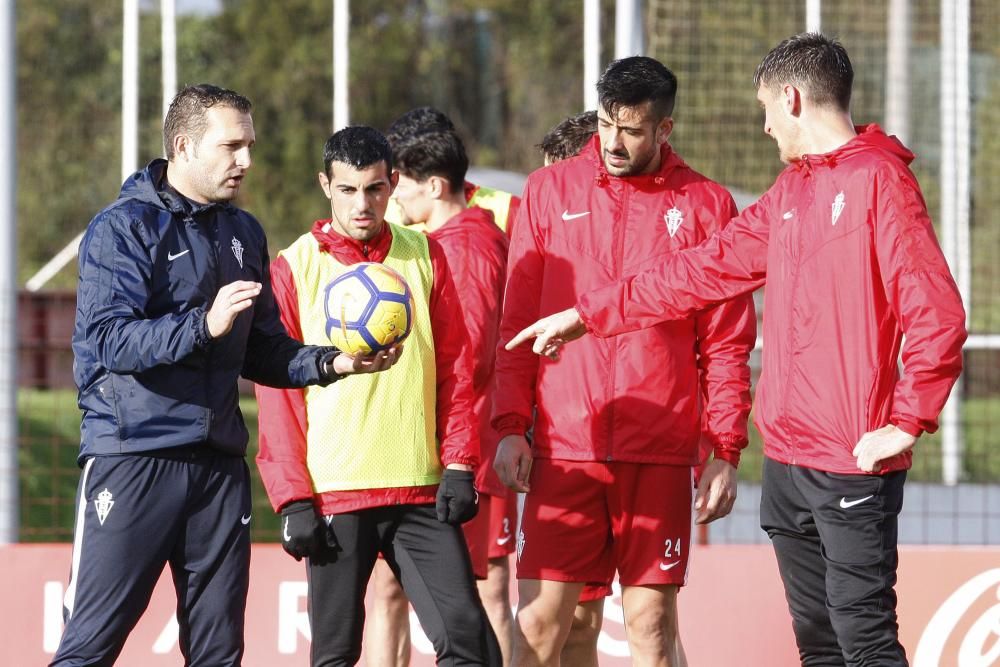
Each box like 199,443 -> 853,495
235,147 -> 252,169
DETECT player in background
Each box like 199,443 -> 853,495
365,107 -> 522,667
537,108 -> 608,667
389,128 -> 514,663
506,34 -> 967,667
538,110 -> 598,165
493,57 -> 756,666
51,85 -> 396,667
255,126 -> 500,666
383,106 -> 521,236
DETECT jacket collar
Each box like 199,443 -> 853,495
791,123 -> 915,174
310,218 -> 394,264
582,135 -> 687,186
427,205 -> 496,238
121,158 -> 232,218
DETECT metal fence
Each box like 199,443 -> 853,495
15,0 -> 1000,544
646,0 -> 1000,543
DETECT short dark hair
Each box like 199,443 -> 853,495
391,130 -> 468,193
323,126 -> 393,177
538,111 -> 598,163
386,107 -> 456,145
163,84 -> 251,160
597,56 -> 678,121
753,33 -> 853,111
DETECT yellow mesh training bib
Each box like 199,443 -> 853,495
279,227 -> 439,492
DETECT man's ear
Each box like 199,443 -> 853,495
656,117 -> 674,145
388,169 -> 399,195
783,84 -> 803,118
428,175 -> 449,200
173,133 -> 192,161
318,171 -> 332,199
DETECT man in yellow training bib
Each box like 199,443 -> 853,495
255,126 -> 500,666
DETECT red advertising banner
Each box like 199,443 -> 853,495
3,544 -> 998,665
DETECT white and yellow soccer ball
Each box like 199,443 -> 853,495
323,262 -> 414,355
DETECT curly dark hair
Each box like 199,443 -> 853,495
597,56 -> 677,122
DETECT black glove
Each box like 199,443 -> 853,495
280,500 -> 333,561
435,468 -> 479,525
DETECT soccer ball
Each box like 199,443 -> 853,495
323,262 -> 414,355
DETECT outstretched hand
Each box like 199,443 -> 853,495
332,343 -> 404,376
504,308 -> 587,359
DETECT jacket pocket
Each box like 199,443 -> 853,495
115,372 -> 210,446
79,372 -> 120,437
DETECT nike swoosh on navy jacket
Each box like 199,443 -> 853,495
73,159 -> 336,462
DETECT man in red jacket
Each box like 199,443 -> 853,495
255,126 -> 499,666
493,56 -> 756,666
384,106 -> 522,236
507,34 -> 967,667
365,111 -> 520,667
391,127 -> 515,663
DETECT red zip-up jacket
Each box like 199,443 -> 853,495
428,206 -> 509,497
493,137 -> 756,466
578,125 -> 967,474
255,220 -> 479,514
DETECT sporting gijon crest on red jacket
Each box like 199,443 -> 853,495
579,125 -> 967,474
494,136 -> 756,466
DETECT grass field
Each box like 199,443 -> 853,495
18,389 -> 280,542
16,388 -> 1000,542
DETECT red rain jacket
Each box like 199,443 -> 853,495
494,137 -> 756,466
429,206 -> 509,497
579,125 -> 967,474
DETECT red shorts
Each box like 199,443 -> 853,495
487,490 -> 517,559
579,581 -> 613,602
516,460 -> 693,588
462,493 -> 493,579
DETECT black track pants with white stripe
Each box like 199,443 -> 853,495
50,451 -> 252,667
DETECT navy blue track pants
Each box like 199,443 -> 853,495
50,450 -> 252,667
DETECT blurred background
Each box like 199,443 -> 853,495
11,0 -> 1000,546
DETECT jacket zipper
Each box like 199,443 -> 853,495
606,182 -> 628,462
206,213 -> 219,439
781,173 -> 816,465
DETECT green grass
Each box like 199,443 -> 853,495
17,389 -> 281,542
16,389 -> 1000,541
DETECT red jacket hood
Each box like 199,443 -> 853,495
428,205 -> 496,238
793,124 -> 915,173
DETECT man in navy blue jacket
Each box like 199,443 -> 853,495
51,84 -> 400,667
